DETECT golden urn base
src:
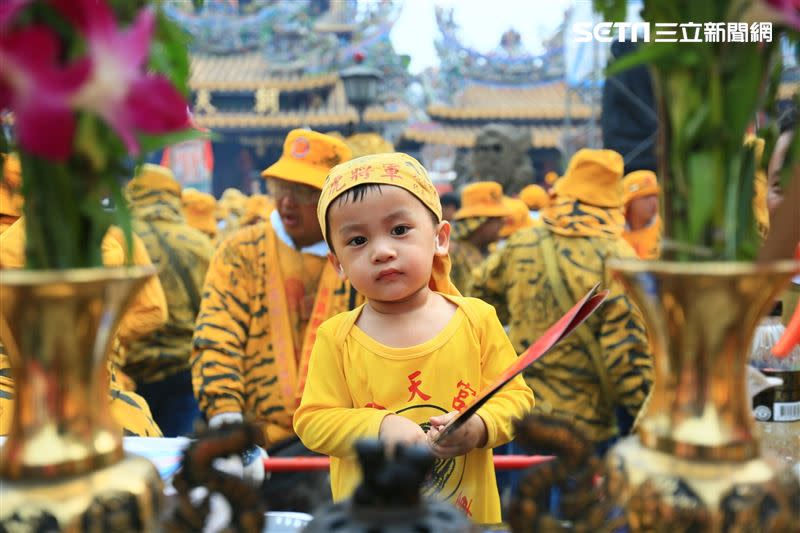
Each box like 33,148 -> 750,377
0,453 -> 163,531
607,436 -> 800,532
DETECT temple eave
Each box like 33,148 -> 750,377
194,109 -> 409,129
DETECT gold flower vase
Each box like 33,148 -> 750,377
0,267 -> 163,531
606,260 -> 800,532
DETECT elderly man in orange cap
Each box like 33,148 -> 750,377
449,181 -> 511,294
472,149 -> 653,452
191,129 -> 359,497
621,170 -> 661,259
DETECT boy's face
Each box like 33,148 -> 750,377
327,186 -> 450,303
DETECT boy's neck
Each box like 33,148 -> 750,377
365,284 -> 433,316
358,287 -> 458,349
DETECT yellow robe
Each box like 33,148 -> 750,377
472,223 -> 653,443
125,186 -> 215,383
294,296 -> 534,524
191,222 -> 361,446
448,239 -> 485,296
0,220 -> 165,437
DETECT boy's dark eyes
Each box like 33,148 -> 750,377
347,236 -> 367,246
391,225 -> 410,236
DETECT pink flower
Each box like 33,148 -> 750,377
0,27 -> 91,160
55,0 -> 190,155
744,0 -> 800,31
765,0 -> 800,29
0,0 -> 30,30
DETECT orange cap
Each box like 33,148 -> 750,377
182,189 -> 217,238
261,129 -> 352,190
454,181 -> 512,220
554,149 -> 624,207
500,197 -> 534,237
622,170 -> 660,205
519,184 -> 550,210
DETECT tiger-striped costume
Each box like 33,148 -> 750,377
125,175 -> 215,384
191,221 -> 360,447
449,217 -> 491,296
0,219 -> 164,437
471,198 -> 653,444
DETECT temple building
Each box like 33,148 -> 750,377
165,0 -> 410,195
398,7 -> 580,183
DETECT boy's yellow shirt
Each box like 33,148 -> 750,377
294,294 -> 534,524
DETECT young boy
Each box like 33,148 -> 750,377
293,153 -> 535,524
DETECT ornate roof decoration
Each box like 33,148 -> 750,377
189,53 -> 339,91
193,107 -> 408,129
427,81 -> 591,121
169,1 -> 410,99
433,6 -> 565,100
164,1 -> 310,55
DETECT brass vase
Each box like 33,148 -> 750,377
0,267 -> 163,531
605,260 -> 800,532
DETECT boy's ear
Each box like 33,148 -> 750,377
434,220 -> 451,256
328,252 -> 347,281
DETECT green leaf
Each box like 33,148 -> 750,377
137,127 -> 209,156
150,8 -> 193,97
605,42 -> 678,77
681,102 -> 709,147
734,147 -> 759,261
75,114 -> 107,172
685,151 -> 717,246
593,0 -> 627,22
723,45 -> 769,141
107,174 -> 135,266
0,125 -> 8,155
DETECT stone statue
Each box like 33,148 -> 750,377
464,123 -> 534,195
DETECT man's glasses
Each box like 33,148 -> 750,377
267,178 -> 321,205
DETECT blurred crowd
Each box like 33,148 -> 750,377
0,112 -> 797,518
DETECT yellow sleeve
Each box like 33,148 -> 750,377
0,349 -> 12,436
104,227 -> 168,346
109,387 -> 163,437
293,319 -> 388,457
472,302 -> 535,449
0,218 -> 26,268
190,239 -> 251,418
599,264 -> 653,419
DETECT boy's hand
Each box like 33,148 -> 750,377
427,411 -> 488,458
379,414 -> 428,450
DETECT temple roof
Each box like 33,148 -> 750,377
427,81 -> 591,121
190,53 -> 339,92
402,124 -> 564,149
194,107 -> 408,129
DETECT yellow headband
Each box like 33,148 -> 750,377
317,152 -> 442,238
317,152 -> 458,296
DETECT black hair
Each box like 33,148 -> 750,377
439,192 -> 461,210
326,183 -> 439,255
